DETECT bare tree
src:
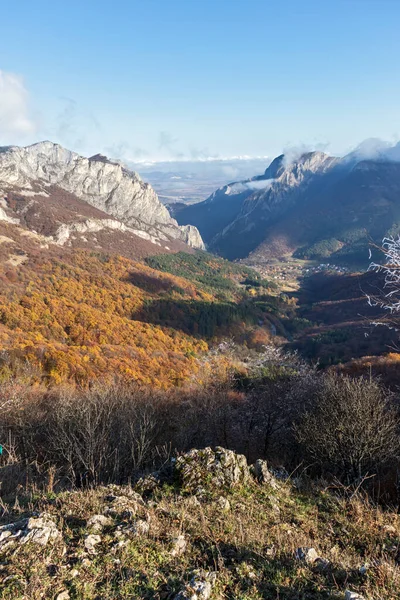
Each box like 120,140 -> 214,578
368,236 -> 400,334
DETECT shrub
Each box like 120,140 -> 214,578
295,374 -> 400,482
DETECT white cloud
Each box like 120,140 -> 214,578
245,178 -> 273,191
342,138 -> 400,164
225,178 -> 274,195
0,70 -> 36,141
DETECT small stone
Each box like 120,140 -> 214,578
87,514 -> 112,533
295,547 -> 320,564
56,592 -> 70,600
0,530 -> 13,544
84,534 -> 102,555
217,496 -> 230,511
345,591 -> 365,600
69,569 -> 79,578
171,534 -> 187,557
174,570 -> 215,600
134,519 -> 150,536
265,545 -> 276,558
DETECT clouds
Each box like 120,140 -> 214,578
0,70 -> 36,141
227,178 -> 274,195
245,178 -> 273,191
345,138 -> 400,162
282,142 -> 330,167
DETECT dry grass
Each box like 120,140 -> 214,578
1,475 -> 400,599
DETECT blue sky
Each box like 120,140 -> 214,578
1,0 -> 400,161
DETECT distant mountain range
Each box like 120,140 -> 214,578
0,141 -> 204,259
176,146 -> 400,266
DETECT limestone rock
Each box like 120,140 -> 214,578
0,141 -> 205,249
345,592 -> 365,600
133,519 -> 150,536
87,514 -> 112,533
84,534 -> 102,555
0,513 -> 61,550
104,495 -> 141,518
217,496 -> 231,511
171,534 -> 187,557
175,447 -> 250,491
135,473 -> 161,495
114,518 -> 150,540
174,570 -> 216,600
252,459 -> 279,489
295,547 -> 320,565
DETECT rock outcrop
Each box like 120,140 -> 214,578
0,141 -> 205,249
0,513 -> 61,549
174,447 -> 250,492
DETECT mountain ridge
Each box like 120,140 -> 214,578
176,149 -> 400,264
0,141 -> 205,251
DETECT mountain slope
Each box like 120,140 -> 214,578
0,141 -> 204,250
248,159 -> 400,266
177,150 -> 400,265
0,231 -> 280,385
174,154 -> 287,245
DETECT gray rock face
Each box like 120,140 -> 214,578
0,141 -> 204,249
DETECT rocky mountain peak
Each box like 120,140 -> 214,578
263,154 -> 285,179
0,141 -> 205,250
282,151 -> 336,175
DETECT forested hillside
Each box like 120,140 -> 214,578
0,249 -> 283,386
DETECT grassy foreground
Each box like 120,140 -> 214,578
1,450 -> 399,599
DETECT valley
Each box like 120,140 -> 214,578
0,140 -> 400,600
3,4 -> 400,598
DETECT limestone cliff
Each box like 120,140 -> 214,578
0,141 -> 205,249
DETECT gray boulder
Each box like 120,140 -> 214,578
175,447 -> 250,491
252,459 -> 279,489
